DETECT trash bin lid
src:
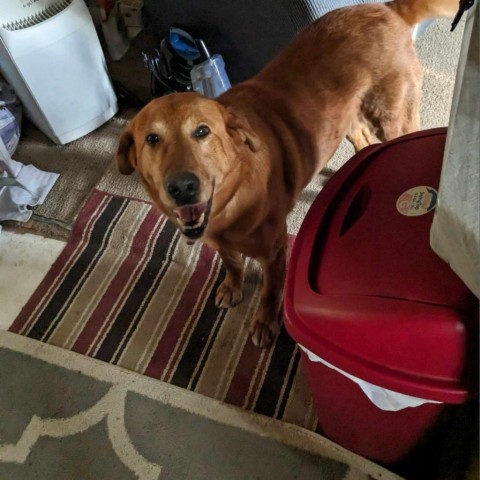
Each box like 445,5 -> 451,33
285,129 -> 479,404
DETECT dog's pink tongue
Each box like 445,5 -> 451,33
175,203 -> 207,222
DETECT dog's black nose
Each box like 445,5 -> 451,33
166,172 -> 200,205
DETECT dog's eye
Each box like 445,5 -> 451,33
194,125 -> 210,138
146,133 -> 159,144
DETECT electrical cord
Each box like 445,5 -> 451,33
142,50 -> 177,97
142,47 -> 194,97
142,30 -> 205,97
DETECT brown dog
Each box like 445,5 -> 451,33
116,0 -> 458,347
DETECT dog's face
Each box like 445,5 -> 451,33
116,92 -> 259,240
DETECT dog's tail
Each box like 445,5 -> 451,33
393,0 -> 460,25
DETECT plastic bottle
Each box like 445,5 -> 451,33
190,41 -> 231,98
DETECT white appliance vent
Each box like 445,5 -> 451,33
1,0 -> 72,31
0,0 -> 117,144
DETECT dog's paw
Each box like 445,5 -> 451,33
250,317 -> 280,348
215,281 -> 243,308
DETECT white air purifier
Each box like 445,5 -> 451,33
0,0 -> 118,145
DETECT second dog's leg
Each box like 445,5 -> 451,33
216,248 -> 244,308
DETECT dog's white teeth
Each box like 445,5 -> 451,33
181,213 -> 206,231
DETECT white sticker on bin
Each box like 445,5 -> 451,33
299,345 -> 442,412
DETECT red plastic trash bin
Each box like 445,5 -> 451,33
284,128 -> 479,463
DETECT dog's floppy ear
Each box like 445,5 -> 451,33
225,108 -> 261,153
116,127 -> 137,175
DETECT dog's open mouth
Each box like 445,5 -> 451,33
174,198 -> 212,239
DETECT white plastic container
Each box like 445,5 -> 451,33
0,0 -> 118,145
190,54 -> 231,98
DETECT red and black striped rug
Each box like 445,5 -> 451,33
10,190 -> 317,430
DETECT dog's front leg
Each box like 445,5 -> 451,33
250,242 -> 286,348
215,248 -> 244,308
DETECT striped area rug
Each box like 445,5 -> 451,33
10,190 -> 317,431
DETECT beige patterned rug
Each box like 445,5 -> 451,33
0,330 -> 404,480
